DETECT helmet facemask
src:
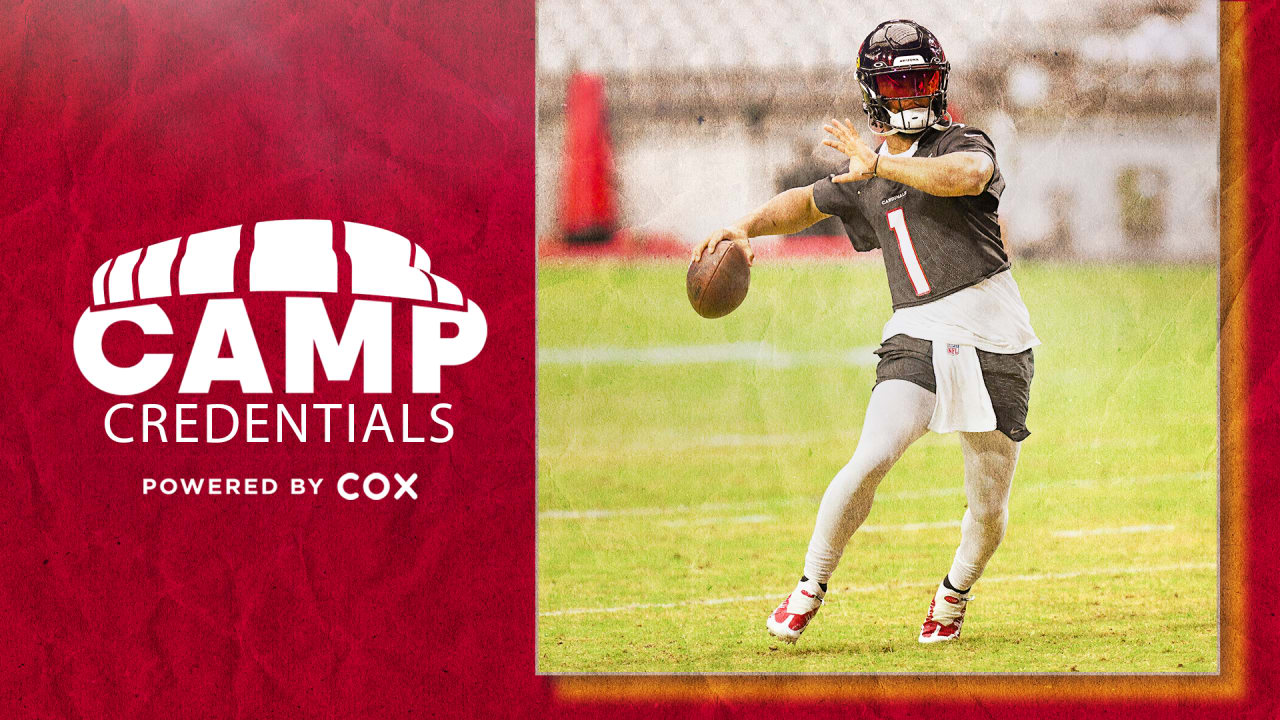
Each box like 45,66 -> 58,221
859,67 -> 948,135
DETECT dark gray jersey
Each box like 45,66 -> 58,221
812,124 -> 1009,310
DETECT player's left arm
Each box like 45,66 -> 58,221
822,118 -> 994,198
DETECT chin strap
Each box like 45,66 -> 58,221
868,111 -> 952,137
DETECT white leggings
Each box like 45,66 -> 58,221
802,379 -> 1020,590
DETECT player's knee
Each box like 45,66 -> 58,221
852,439 -> 908,474
832,461 -> 884,500
845,452 -> 898,487
969,504 -> 1008,528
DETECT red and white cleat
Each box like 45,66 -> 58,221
766,579 -> 825,644
918,582 -> 972,644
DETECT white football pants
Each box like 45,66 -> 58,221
802,379 -> 1020,590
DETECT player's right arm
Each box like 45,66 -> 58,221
692,185 -> 831,265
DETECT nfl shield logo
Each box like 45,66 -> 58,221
947,344 -> 960,356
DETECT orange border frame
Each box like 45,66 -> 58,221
551,1 -> 1248,704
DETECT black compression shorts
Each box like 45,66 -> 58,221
873,333 -> 1034,442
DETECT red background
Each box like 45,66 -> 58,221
0,1 -> 1276,718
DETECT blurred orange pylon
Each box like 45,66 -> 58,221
559,72 -> 618,244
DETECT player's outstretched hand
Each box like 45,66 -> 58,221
693,226 -> 754,266
823,118 -> 878,183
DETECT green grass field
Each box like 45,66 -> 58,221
536,260 -> 1217,673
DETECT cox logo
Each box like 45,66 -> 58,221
73,220 -> 486,396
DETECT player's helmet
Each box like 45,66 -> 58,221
856,20 -> 950,135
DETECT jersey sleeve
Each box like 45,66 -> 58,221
811,172 -> 881,252
936,125 -> 1004,204
811,169 -> 852,216
937,125 -> 996,161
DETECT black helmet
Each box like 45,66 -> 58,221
855,20 -> 950,135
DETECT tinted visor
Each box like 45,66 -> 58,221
874,69 -> 941,99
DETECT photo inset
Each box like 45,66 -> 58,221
537,0 -> 1217,673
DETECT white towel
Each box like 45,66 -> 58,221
928,342 -> 997,435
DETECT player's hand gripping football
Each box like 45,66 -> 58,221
823,118 -> 879,183
693,226 -> 754,266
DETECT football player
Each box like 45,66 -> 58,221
693,19 -> 1040,644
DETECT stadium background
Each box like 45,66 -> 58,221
536,0 -> 1218,672
537,0 -> 1215,262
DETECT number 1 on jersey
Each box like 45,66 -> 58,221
885,207 -> 930,296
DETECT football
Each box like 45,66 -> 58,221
686,240 -> 751,318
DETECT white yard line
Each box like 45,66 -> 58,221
539,342 -> 879,368
542,432 -> 839,462
547,432 -> 1203,457
660,514 -> 775,528
541,501 -> 774,520
1053,524 -> 1177,538
649,519 -> 1174,534
539,470 -> 1214,520
538,561 -> 1217,618
646,432 -> 829,452
654,517 -> 962,530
